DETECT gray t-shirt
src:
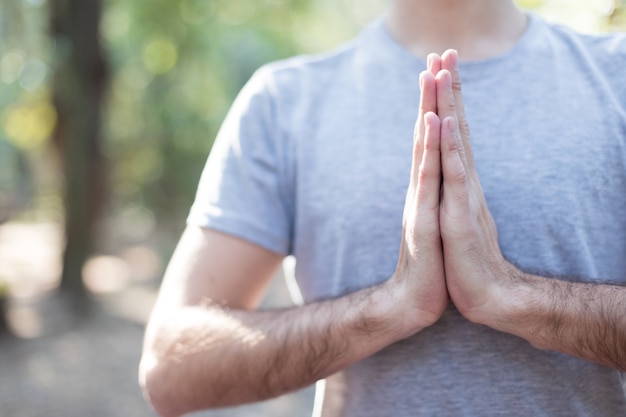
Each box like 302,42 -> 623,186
188,13 -> 626,417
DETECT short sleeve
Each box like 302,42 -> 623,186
187,67 -> 293,255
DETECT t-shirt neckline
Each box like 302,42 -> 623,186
368,12 -> 541,73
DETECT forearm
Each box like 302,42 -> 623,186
139,60 -> 450,416
140,280 -> 413,417
481,270 -> 626,371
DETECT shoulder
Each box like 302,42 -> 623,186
250,36 -> 361,105
247,17 -> 392,103
236,28 -> 374,135
539,17 -> 626,68
531,16 -> 626,105
220,40 -> 358,124
547,19 -> 626,49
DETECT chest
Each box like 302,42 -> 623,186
290,67 -> 626,299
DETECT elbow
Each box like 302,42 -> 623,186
139,352 -> 184,417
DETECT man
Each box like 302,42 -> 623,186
139,0 -> 626,416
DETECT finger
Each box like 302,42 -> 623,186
427,53 -> 442,76
436,69 -> 469,171
416,112 -> 442,211
412,71 -> 437,182
441,49 -> 474,168
440,116 -> 469,216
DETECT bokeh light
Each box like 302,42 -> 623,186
142,38 -> 178,74
2,101 -> 56,150
18,59 -> 47,92
82,256 -> 131,294
1,51 -> 25,84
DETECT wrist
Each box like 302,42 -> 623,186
361,279 -> 409,342
487,272 -> 560,351
463,262 -> 532,332
379,274 -> 445,340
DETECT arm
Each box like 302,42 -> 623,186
139,58 -> 449,417
482,272 -> 626,371
140,227 -> 408,417
433,49 -> 626,371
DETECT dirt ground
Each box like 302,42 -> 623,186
0,223 -> 315,417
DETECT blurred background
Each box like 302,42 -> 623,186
0,0 -> 624,416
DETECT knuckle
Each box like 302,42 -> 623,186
423,139 -> 437,152
452,168 -> 467,185
459,119 -> 471,136
445,135 -> 459,151
418,164 -> 438,184
452,78 -> 463,92
418,168 -> 429,183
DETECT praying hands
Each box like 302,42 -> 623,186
393,49 -> 626,372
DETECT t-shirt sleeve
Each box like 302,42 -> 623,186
186,67 -> 293,255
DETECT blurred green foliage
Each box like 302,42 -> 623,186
0,0 -> 625,253
99,0 -> 388,249
0,0 -> 381,248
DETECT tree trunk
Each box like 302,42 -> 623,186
49,0 -> 108,311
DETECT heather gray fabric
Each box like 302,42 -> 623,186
188,13 -> 626,417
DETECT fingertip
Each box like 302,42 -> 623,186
424,112 -> 441,134
441,49 -> 458,67
424,111 -> 440,125
423,70 -> 435,82
427,53 -> 442,74
449,49 -> 459,68
441,49 -> 458,59
436,69 -> 452,86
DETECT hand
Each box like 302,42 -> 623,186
388,55 -> 449,335
435,50 -> 514,322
